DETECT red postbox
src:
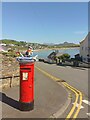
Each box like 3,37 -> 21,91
19,61 -> 34,111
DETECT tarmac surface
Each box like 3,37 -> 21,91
1,66 -> 69,118
36,62 -> 88,98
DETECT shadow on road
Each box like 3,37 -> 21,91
0,92 -> 19,110
71,66 -> 88,70
56,63 -> 88,70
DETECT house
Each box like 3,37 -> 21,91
8,44 -> 15,46
47,51 -> 56,63
0,43 -> 6,46
80,32 -> 90,63
0,45 -> 8,52
47,50 -> 63,63
48,51 -> 56,60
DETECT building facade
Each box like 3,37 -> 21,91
80,32 -> 90,63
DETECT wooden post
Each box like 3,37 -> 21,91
10,77 -> 12,88
9,74 -> 14,88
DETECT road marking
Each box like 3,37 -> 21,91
82,100 -> 90,106
72,103 -> 84,109
64,83 -> 83,119
65,85 -> 79,119
86,113 -> 90,116
35,66 -> 83,119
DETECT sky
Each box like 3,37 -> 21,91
2,2 -> 88,44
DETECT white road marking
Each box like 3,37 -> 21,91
72,103 -> 84,109
82,100 -> 90,117
86,113 -> 90,116
82,100 -> 90,106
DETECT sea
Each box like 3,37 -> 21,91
33,47 -> 80,59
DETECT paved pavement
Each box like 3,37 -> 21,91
1,67 -> 69,118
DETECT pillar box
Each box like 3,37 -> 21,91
19,60 -> 34,111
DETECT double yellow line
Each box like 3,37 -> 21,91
64,82 -> 82,119
35,66 -> 83,119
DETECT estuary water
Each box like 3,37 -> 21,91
33,47 -> 80,59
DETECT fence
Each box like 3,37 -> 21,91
0,74 -> 20,90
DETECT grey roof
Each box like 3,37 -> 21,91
47,51 -> 64,60
56,52 -> 63,57
47,52 -> 56,59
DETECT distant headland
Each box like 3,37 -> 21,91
0,39 -> 80,51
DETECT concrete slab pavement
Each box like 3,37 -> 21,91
1,68 -> 69,118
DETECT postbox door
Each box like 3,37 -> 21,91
20,65 -> 34,103
28,66 -> 34,101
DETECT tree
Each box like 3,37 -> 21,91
58,53 -> 70,63
62,53 -> 70,60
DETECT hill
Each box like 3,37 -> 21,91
0,39 -> 80,49
1,39 -> 27,46
58,42 -> 79,47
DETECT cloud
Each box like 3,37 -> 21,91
74,31 -> 87,35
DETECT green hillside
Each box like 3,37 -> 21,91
0,39 -> 80,49
1,39 -> 27,46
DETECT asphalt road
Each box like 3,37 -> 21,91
2,67 -> 68,118
36,62 -> 88,97
35,62 -> 89,119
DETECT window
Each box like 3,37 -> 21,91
85,47 -> 87,50
87,54 -> 89,57
88,47 -> 90,50
84,58 -> 86,61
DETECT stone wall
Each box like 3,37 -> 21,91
1,54 -> 20,90
1,76 -> 20,90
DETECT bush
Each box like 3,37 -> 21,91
8,49 -> 14,52
2,51 -> 17,58
2,52 -> 8,56
63,53 -> 70,59
58,53 -> 70,61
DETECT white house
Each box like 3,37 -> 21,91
80,32 -> 90,63
9,44 -> 15,46
0,43 -> 6,46
0,45 -> 8,52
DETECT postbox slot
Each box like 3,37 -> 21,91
21,68 -> 31,71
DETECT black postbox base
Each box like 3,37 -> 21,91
19,100 -> 34,111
